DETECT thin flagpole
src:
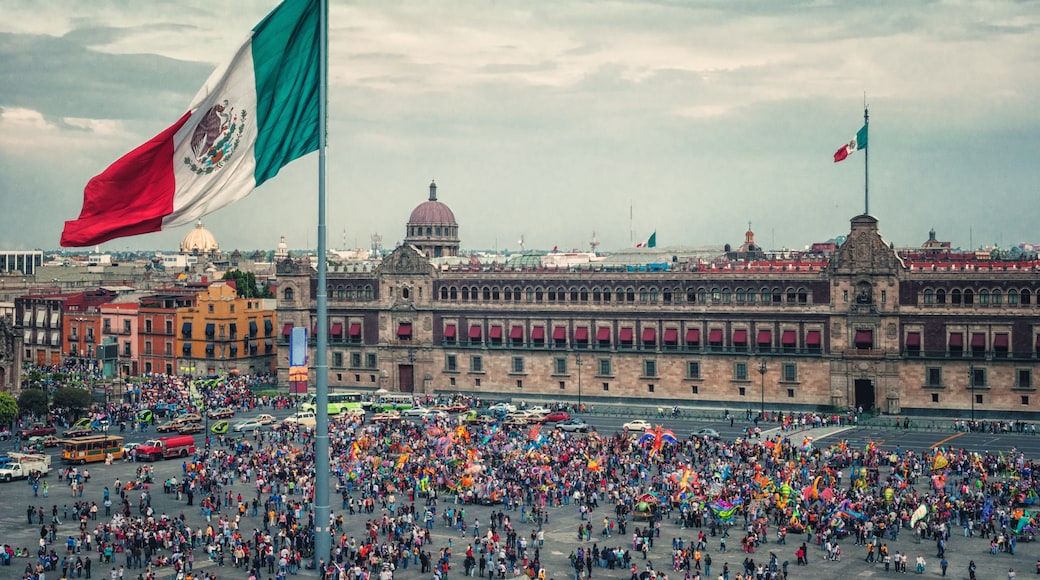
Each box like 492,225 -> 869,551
314,0 -> 331,572
863,103 -> 869,215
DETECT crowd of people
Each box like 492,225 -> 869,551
8,367 -> 1040,580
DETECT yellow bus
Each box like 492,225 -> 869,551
61,435 -> 125,464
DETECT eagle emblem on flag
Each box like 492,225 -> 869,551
184,99 -> 246,174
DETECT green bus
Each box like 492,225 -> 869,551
301,392 -> 364,415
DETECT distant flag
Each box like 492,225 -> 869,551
636,231 -> 657,248
833,125 -> 868,163
61,0 -> 320,247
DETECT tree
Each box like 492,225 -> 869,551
17,389 -> 49,418
52,387 -> 93,416
0,393 -> 17,427
222,269 -> 274,299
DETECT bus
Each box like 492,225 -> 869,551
61,435 -> 125,464
300,392 -> 364,415
370,393 -> 415,412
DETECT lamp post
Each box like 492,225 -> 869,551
758,359 -> 767,418
407,349 -> 416,394
575,354 -> 583,411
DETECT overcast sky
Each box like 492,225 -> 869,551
1,0 -> 1038,254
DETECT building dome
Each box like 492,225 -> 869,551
180,220 -> 220,254
408,180 -> 457,225
404,181 -> 460,258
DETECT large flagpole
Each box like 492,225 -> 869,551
863,103 -> 869,215
313,0 -> 331,573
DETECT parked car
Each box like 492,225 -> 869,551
156,420 -> 186,433
487,403 -> 517,414
254,414 -> 276,425
400,407 -> 431,418
281,412 -> 316,428
207,408 -> 235,420
372,410 -> 402,423
232,419 -> 264,433
622,419 -> 652,432
555,418 -> 589,433
464,415 -> 497,426
18,424 -> 56,440
421,409 -> 449,421
692,428 -> 720,440
430,403 -> 469,413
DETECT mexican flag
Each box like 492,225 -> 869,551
61,0 -> 320,247
833,125 -> 868,163
636,231 -> 657,248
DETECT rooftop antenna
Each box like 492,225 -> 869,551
590,231 -> 600,254
518,235 -> 525,252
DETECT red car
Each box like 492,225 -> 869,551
543,411 -> 571,423
18,424 -> 56,440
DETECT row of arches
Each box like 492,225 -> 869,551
921,287 -> 1035,306
435,285 -> 814,305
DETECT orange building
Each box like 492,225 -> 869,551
176,282 -> 277,376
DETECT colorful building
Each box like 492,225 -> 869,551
176,282 -> 277,376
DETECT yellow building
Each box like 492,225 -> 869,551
176,282 -> 277,376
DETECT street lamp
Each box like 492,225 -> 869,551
575,354 -> 583,411
758,359 -> 767,418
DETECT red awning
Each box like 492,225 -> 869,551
330,323 -> 343,336
531,326 -> 545,341
781,330 -> 796,346
971,333 -> 986,348
642,328 -> 657,343
489,325 -> 503,339
663,328 -> 678,343
397,322 -> 412,338
552,326 -> 567,341
619,327 -> 634,342
597,327 -> 612,342
469,324 -> 482,339
906,332 -> 921,347
994,333 -> 1009,348
686,328 -> 700,345
948,333 -> 963,348
443,324 -> 456,339
757,329 -> 772,345
348,323 -> 362,337
282,323 -> 292,337
708,328 -> 723,344
733,329 -> 747,344
510,325 -> 524,340
575,327 -> 589,342
806,330 -> 821,346
855,329 -> 873,346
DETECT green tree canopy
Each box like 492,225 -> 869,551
0,393 -> 18,426
17,389 -> 49,418
52,387 -> 93,415
222,269 -> 273,298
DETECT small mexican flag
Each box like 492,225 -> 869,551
833,125 -> 868,163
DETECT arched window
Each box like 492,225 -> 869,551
593,288 -> 602,302
364,285 -> 374,300
526,287 -> 534,302
514,287 -> 522,302
1008,289 -> 1019,304
346,286 -> 355,299
616,288 -> 625,303
797,287 -> 809,304
721,288 -> 731,303
736,288 -> 746,303
439,287 -> 448,300
951,289 -> 962,305
649,288 -> 659,303
772,287 -> 783,303
992,289 -> 1002,305
963,289 -> 974,305
470,286 -> 478,301
663,288 -> 672,303
699,288 -> 708,304
761,287 -> 770,303
535,287 -> 544,302
570,288 -> 579,302
1022,289 -> 1032,305
482,287 -> 491,301
283,287 -> 294,301
547,288 -> 556,302
558,287 -> 568,302
923,289 -> 935,304
626,288 -> 636,302
450,287 -> 458,300
786,287 -> 796,303
579,288 -> 588,302
640,288 -> 650,302
491,287 -> 500,301
711,287 -> 721,302
461,287 -> 470,301
687,288 -> 697,303
936,289 -> 946,304
979,289 -> 990,305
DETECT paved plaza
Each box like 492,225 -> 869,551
0,415 -> 1037,580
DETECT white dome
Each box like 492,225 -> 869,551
180,220 -> 219,254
